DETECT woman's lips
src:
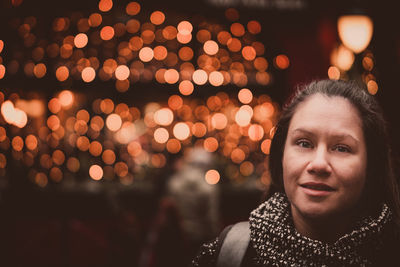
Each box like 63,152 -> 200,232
300,182 -> 335,196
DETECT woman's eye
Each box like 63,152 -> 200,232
296,140 -> 312,148
333,145 -> 351,153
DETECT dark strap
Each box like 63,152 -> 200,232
216,221 -> 250,267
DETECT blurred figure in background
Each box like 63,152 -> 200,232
167,147 -> 220,262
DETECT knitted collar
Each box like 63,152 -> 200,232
249,192 -> 392,266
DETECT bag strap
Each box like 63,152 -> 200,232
216,221 -> 250,267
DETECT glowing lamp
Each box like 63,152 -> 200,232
338,15 -> 373,54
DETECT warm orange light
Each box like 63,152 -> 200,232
35,173 -> 48,187
141,30 -> 155,44
211,113 -> 228,130
89,141 -> 103,156
203,40 -> 219,55
330,44 -> 354,71
173,122 -> 190,140
230,23 -> 245,37
12,136 -> 24,151
168,95 -> 183,110
90,116 -> 104,131
55,66 -> 69,81
67,157 -> 80,172
100,98 -> 114,114
196,29 -> 211,43
102,149 -> 116,164
150,11 -> 165,25
106,113 -> 122,131
231,148 -> 245,163
235,107 -> 252,127
33,63 -> 46,78
274,54 -> 290,69
177,21 -> 193,34
162,26 -> 177,40
50,167 -> 63,182
76,109 -> 90,123
1,101 -> 15,124
208,71 -> 224,86
205,169 -> 220,185
154,127 -> 169,143
164,69 -> 179,84
126,2 -> 141,15
178,46 -> 193,61
82,67 -> 96,82
99,0 -> 113,12
247,20 -> 261,34
154,108 -> 174,126
48,98 -> 61,114
151,153 -> 166,168
261,139 -> 271,154
367,80 -> 378,95
192,69 -> 208,85
115,162 -> 129,177
254,57 -> 268,71
204,137 -> 218,152
0,65 -> 5,79
179,80 -> 194,95
25,135 -> 38,150
126,141 -> 141,158
242,46 -> 257,61
328,66 -> 340,80
89,13 -> 102,27
192,122 -> 207,137
227,38 -> 241,52
139,47 -> 154,62
338,15 -> 373,53
52,150 -> 65,165
74,33 -> 88,48
0,40 -> 4,53
0,127 -> 6,142
47,115 -> 60,131
76,136 -> 90,151
0,153 -> 6,169
217,31 -> 231,45
115,65 -> 130,80
248,124 -> 264,141
176,33 -> 192,44
1,100 -> 28,128
154,45 -> 168,60
89,164 -> 103,180
254,102 -> 274,122
238,88 -> 253,104
127,20 -> 141,34
240,161 -> 254,176
166,138 -> 181,154
256,71 -> 270,85
100,26 -> 115,40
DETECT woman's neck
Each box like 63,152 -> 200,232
291,205 -> 357,243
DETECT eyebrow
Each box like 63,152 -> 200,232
291,128 -> 360,144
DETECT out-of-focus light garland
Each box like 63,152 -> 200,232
0,1 -> 289,188
328,43 -> 379,95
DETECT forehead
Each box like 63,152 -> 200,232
289,94 -> 363,136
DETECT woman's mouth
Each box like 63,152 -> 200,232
300,182 -> 334,191
300,182 -> 335,196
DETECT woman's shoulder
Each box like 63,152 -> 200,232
190,224 -> 233,267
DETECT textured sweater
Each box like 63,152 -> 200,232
192,192 -> 398,266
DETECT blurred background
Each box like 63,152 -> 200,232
0,0 -> 399,266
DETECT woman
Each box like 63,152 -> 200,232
192,79 -> 400,266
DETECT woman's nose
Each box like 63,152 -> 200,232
306,147 -> 332,176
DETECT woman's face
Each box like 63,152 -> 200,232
282,94 -> 367,222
